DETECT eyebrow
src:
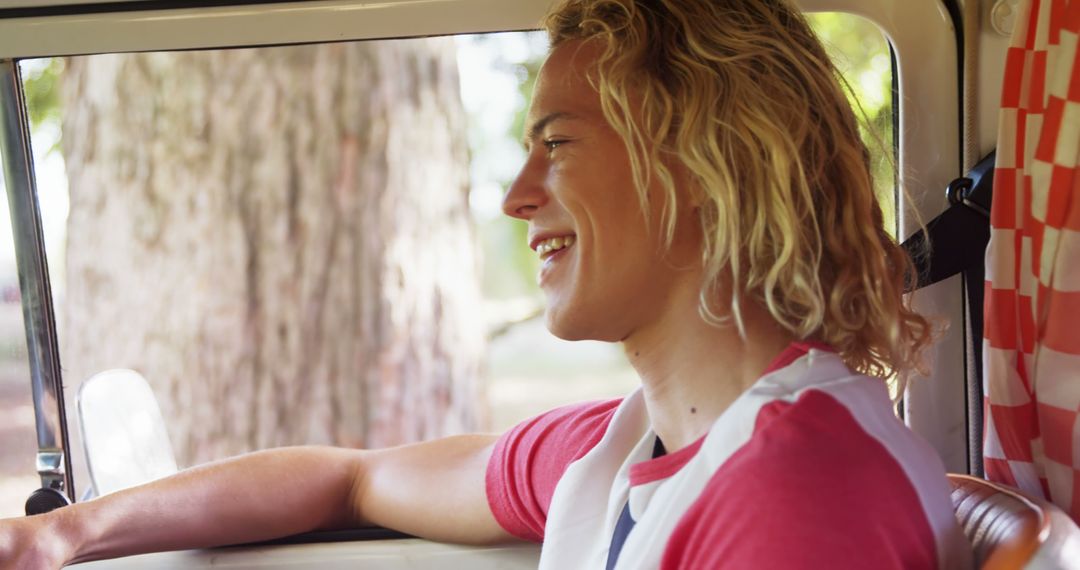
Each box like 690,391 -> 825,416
524,111 -> 578,146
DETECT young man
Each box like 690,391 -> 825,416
0,0 -> 970,567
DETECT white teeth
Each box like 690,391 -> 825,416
535,235 -> 576,258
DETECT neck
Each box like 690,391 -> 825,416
623,283 -> 793,452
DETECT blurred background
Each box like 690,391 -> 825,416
0,15 -> 892,516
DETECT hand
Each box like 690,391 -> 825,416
0,513 -> 74,570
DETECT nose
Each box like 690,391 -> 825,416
502,154 -> 547,220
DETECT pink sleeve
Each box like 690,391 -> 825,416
484,398 -> 621,542
661,391 -> 939,569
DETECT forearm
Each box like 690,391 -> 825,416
57,446 -> 364,564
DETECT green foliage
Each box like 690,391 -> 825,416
808,13 -> 897,235
19,58 -> 65,154
502,56 -> 544,291
479,214 -> 540,299
509,57 -> 543,153
478,40 -> 546,302
21,59 -> 63,129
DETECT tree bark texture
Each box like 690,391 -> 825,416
59,40 -> 485,466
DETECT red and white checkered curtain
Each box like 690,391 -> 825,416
983,0 -> 1080,521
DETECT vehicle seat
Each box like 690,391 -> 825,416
78,369 -> 179,498
948,474 -> 1080,569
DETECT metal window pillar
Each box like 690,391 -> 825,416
0,58 -> 73,506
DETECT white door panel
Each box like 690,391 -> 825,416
71,539 -> 542,569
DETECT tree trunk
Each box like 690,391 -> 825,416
59,40 -> 485,466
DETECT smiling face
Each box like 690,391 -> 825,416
502,41 -> 702,342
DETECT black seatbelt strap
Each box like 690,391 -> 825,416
901,150 -> 995,292
900,150 -> 995,477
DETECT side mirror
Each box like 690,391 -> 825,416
24,486 -> 69,516
77,369 -> 178,498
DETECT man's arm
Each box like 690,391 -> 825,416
0,434 -> 509,568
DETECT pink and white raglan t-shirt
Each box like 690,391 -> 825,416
485,343 -> 972,569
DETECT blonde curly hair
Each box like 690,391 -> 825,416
544,0 -> 933,384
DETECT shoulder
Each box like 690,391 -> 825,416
662,386 -> 944,569
494,398 -> 622,467
485,398 -> 622,542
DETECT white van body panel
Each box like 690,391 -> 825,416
72,538 -> 542,569
0,0 -> 553,58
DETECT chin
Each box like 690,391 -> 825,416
544,306 -> 625,343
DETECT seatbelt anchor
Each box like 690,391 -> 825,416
944,151 -> 995,218
946,178 -> 991,218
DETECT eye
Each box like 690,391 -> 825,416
543,138 -> 569,154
